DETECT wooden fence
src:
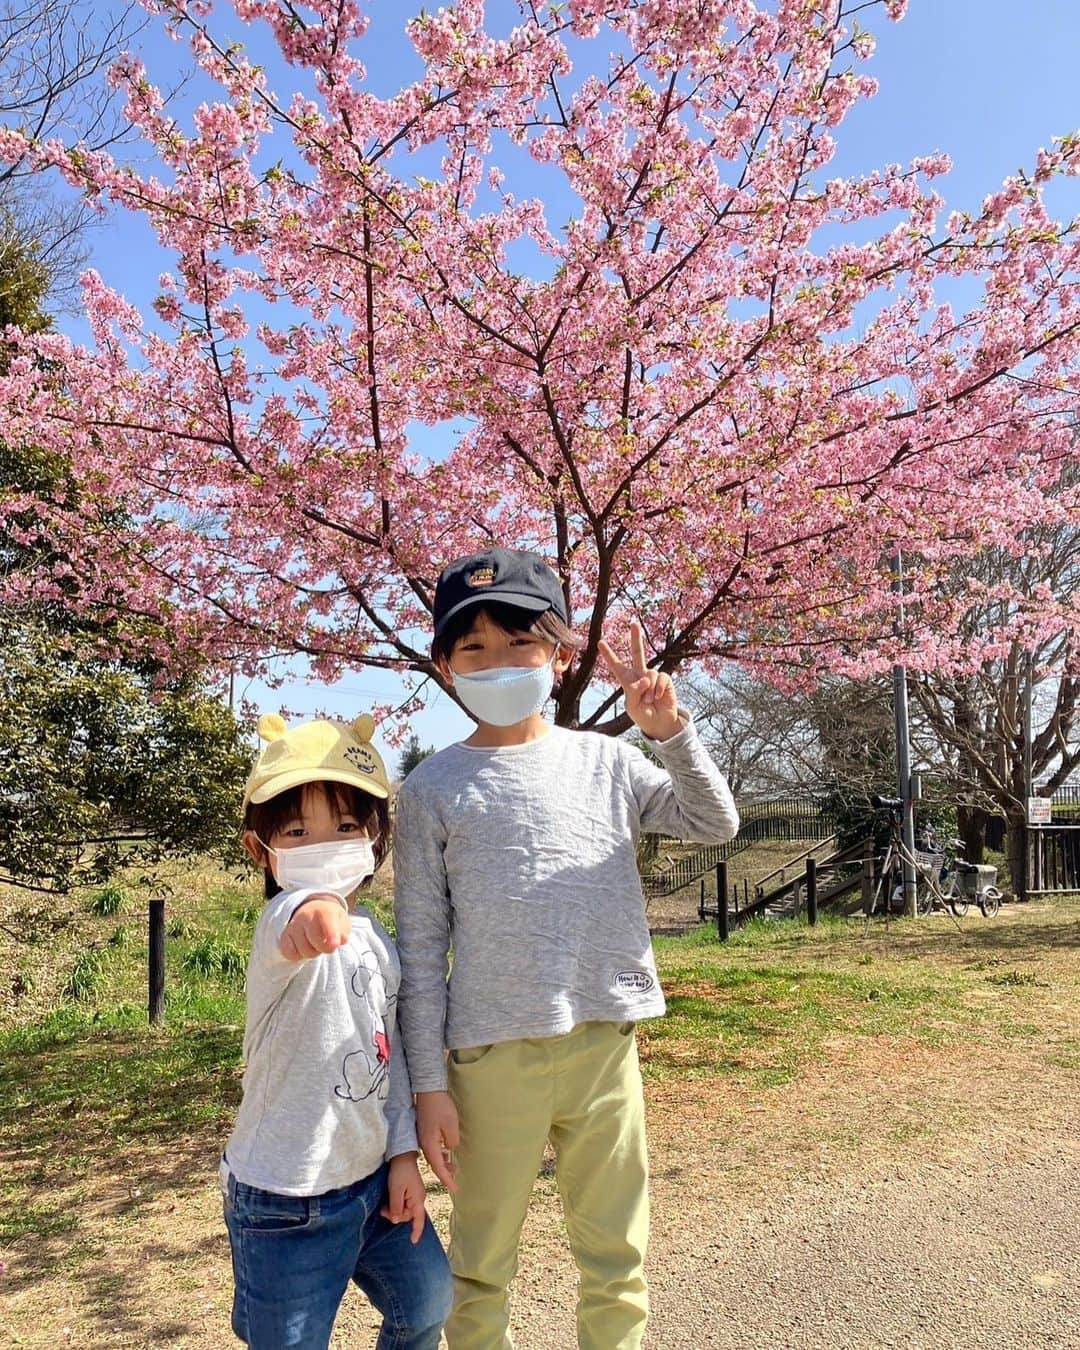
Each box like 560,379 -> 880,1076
1027,825 -> 1080,895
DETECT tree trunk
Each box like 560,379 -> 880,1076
956,804 -> 988,863
1004,810 -> 1026,899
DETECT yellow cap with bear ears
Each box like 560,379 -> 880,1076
242,712 -> 390,808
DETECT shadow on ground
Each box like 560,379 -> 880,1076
0,1022 -> 241,1290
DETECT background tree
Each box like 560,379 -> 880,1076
682,669 -> 828,799
0,158 -> 252,894
691,512 -> 1080,893
908,498 -> 1080,893
0,613 -> 252,893
0,0 -> 1078,732
396,733 -> 434,782
0,0 -> 141,309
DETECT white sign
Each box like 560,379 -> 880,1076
1027,797 -> 1052,826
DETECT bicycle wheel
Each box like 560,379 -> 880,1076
948,883 -> 971,918
979,887 -> 1002,919
916,881 -> 934,917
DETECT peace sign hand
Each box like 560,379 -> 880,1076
598,619 -> 682,742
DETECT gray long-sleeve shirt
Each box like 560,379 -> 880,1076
393,716 -> 739,1093
222,890 -> 418,1196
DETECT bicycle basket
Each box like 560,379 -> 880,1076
912,849 -> 944,878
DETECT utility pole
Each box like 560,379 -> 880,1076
892,552 -> 918,917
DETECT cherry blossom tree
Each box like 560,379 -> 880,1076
1,0 -> 1078,733
909,491 -> 1080,892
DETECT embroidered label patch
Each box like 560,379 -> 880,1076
343,745 -> 376,774
614,970 -> 655,994
466,566 -> 495,587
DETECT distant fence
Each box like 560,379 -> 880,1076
1026,786 -> 1080,895
644,796 -> 836,899
643,786 -> 1080,903
1046,785 -> 1080,814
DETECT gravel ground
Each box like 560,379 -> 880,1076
8,1130 -> 1074,1349
642,1144 -> 1080,1349
489,1131 -> 1080,1350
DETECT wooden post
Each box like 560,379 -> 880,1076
149,898 -> 165,1024
806,858 -> 818,927
698,877 -> 706,923
717,861 -> 729,942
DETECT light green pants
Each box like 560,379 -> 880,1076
445,1020 -> 649,1350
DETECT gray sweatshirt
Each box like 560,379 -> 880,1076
222,889 -> 418,1196
393,716 -> 739,1093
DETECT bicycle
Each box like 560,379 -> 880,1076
930,836 -> 1003,918
866,801 -> 1003,921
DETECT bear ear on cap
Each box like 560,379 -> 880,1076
257,713 -> 288,742
350,713 -> 376,744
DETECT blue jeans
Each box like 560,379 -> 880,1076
223,1162 -> 452,1349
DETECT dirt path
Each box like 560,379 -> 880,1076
501,1028 -> 1080,1350
644,1142 -> 1080,1349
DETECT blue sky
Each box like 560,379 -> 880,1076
60,0 -> 1080,766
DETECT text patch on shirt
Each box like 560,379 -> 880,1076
614,970 -> 655,994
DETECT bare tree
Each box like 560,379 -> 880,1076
682,669 -> 823,799
683,668 -> 902,803
0,0 -> 141,306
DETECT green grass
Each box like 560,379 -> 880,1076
182,934 -> 247,980
0,860 -> 403,1252
88,884 -> 129,917
63,948 -> 108,1001
0,1191 -> 79,1243
0,995 -> 244,1202
643,911 -> 1037,1082
1045,1037 -> 1080,1070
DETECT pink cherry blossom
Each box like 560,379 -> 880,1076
0,0 -> 1077,734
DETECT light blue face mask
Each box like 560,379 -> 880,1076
451,656 -> 556,727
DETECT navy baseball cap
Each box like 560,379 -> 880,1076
433,548 -> 568,638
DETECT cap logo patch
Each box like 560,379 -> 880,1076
466,566 -> 496,587
343,745 -> 376,774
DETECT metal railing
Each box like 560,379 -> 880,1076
643,795 -> 837,899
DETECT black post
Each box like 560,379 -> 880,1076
717,861 -> 729,942
806,858 -> 818,927
698,878 -> 706,923
149,898 -> 166,1024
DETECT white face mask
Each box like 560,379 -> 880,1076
451,656 -> 556,727
264,838 -> 376,898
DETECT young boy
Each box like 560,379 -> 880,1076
222,712 -> 452,1350
392,548 -> 740,1350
